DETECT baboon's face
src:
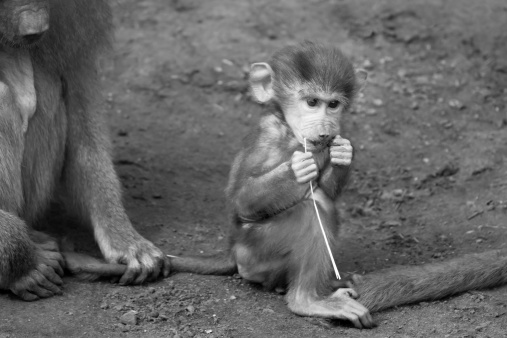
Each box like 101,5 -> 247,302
282,84 -> 345,151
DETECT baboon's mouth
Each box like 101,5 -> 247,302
306,140 -> 331,152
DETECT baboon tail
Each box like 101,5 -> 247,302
169,253 -> 237,275
62,251 -> 237,281
353,250 -> 507,312
62,251 -> 126,281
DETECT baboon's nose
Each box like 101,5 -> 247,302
318,134 -> 332,144
18,8 -> 49,44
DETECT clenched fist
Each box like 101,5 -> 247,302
330,137 -> 353,166
291,151 -> 318,184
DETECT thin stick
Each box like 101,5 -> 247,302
304,138 -> 341,280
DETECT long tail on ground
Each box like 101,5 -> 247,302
354,250 -> 507,313
62,252 -> 237,281
169,254 -> 237,275
62,252 -> 126,281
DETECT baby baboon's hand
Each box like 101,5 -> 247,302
330,137 -> 353,166
291,151 -> 318,184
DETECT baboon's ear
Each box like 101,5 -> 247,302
249,62 -> 275,103
355,69 -> 368,91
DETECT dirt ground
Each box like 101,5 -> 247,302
2,0 -> 507,337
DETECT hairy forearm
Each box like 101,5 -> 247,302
232,161 -> 310,220
0,211 -> 35,287
318,164 -> 351,200
66,143 -> 136,240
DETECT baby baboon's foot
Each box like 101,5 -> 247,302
327,288 -> 374,329
288,288 -> 375,329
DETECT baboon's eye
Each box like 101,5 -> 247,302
328,100 -> 340,109
306,98 -> 318,107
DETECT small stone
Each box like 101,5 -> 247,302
372,98 -> 383,107
379,56 -> 393,64
262,308 -> 275,314
149,311 -> 159,318
229,295 -> 237,300
383,220 -> 402,228
411,102 -> 419,110
100,302 -> 109,309
120,310 -> 139,326
362,59 -> 374,70
186,305 -> 195,315
448,99 -> 465,110
392,189 -> 404,197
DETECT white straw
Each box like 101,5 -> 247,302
303,138 -> 341,280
